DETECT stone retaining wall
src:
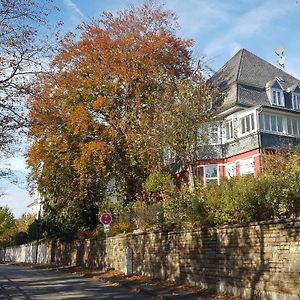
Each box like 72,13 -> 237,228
1,218 -> 299,299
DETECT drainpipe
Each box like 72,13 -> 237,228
257,106 -> 263,173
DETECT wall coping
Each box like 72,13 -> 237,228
122,216 -> 300,238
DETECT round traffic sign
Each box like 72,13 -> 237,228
99,213 -> 112,225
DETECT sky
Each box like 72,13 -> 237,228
1,0 -> 300,217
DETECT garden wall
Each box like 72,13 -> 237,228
1,218 -> 299,300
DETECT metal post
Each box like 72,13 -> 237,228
35,210 -> 41,264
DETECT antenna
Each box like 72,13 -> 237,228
275,45 -> 286,70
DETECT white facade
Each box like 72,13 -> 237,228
27,197 -> 43,219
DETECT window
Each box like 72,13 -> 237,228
162,147 -> 175,165
240,113 -> 255,135
226,163 -> 236,178
208,124 -> 220,144
197,123 -> 220,145
292,93 -> 300,110
260,113 -> 284,133
240,158 -> 254,175
272,89 -> 284,106
225,120 -> 233,140
287,118 -> 299,136
204,165 -> 219,185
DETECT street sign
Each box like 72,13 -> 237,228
103,224 -> 110,233
99,213 -> 112,225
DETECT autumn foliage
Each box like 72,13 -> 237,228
27,2 -> 219,237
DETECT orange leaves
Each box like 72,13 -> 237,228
67,104 -> 90,136
92,96 -> 112,111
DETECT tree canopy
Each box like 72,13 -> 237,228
0,206 -> 15,246
27,1 -> 220,237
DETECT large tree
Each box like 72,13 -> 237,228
27,1 -> 220,235
0,0 -> 56,152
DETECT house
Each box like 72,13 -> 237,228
176,49 -> 300,185
27,192 -> 43,218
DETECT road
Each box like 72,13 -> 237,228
0,264 -> 154,299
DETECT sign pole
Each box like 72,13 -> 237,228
99,213 -> 112,270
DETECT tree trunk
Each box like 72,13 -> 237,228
187,163 -> 195,192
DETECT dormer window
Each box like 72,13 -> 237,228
292,93 -> 300,110
272,89 -> 284,106
266,79 -> 285,107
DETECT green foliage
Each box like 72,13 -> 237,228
203,151 -> 300,225
0,206 -> 15,246
13,232 -> 28,245
144,170 -> 172,193
204,176 -> 273,225
27,219 -> 41,241
163,184 -> 207,226
99,199 -> 131,222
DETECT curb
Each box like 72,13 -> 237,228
95,275 -> 206,299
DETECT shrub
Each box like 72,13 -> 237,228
132,200 -> 163,229
204,175 -> 273,225
13,232 -> 28,245
163,184 -> 207,227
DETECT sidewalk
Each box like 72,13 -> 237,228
4,263 -> 244,300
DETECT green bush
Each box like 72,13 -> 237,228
144,170 -> 172,193
163,184 -> 207,227
13,232 -> 28,245
204,175 -> 273,225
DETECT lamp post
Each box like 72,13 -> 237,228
35,209 -> 41,264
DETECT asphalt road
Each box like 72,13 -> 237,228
0,264 -> 154,299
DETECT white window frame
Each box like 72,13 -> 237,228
259,112 -> 300,137
259,113 -> 285,134
226,162 -> 236,178
203,165 -> 219,185
240,158 -> 255,176
224,119 -> 234,141
292,93 -> 300,110
287,118 -> 300,137
239,113 -> 256,136
271,89 -> 284,107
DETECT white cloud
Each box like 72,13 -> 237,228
203,1 -> 295,57
63,0 -> 86,20
164,0 -> 233,36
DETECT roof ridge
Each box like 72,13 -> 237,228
236,48 -> 245,82
235,48 -> 246,105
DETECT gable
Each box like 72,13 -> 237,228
271,81 -> 283,90
295,86 -> 300,93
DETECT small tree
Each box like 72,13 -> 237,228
0,206 -> 15,246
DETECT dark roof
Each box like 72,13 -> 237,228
210,49 -> 300,111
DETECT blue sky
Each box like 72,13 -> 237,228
1,0 -> 300,217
